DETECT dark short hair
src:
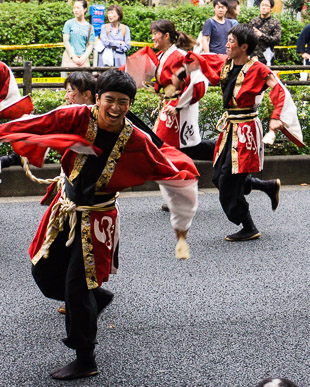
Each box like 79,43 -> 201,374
229,23 -> 259,55
107,5 -> 123,21
96,69 -> 136,101
64,72 -> 96,103
74,0 -> 87,9
213,0 -> 229,7
256,377 -> 298,387
259,0 -> 275,7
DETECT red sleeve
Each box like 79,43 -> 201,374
0,105 -> 91,136
270,83 -> 285,120
191,81 -> 206,104
0,62 -> 10,103
157,50 -> 185,89
0,105 -> 101,167
184,52 -> 226,86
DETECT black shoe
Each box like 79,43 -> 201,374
94,288 -> 114,317
265,178 -> 281,211
251,177 -> 281,211
161,204 -> 170,212
225,227 -> 260,241
50,358 -> 98,380
0,152 -> 22,168
226,212 -> 260,241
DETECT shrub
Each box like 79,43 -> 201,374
0,2 -> 306,68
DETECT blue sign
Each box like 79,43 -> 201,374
90,5 -> 105,37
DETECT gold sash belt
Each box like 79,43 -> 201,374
216,110 -> 258,132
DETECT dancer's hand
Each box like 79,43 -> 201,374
269,119 -> 282,132
165,105 -> 177,116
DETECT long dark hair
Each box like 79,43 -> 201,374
150,19 -> 196,51
226,0 -> 239,19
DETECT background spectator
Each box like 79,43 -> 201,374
296,22 -> 310,80
225,0 -> 240,25
61,0 -> 95,77
297,22 -> 310,65
201,0 -> 235,54
250,0 -> 281,65
98,5 -> 131,67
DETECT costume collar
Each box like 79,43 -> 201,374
220,57 -> 258,107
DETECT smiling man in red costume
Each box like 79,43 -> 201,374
0,69 -> 198,380
184,24 -> 304,241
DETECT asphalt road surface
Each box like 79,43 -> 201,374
0,187 -> 310,387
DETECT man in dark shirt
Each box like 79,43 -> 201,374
201,0 -> 235,54
250,0 -> 281,65
297,23 -> 310,66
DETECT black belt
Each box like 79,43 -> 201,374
226,108 -> 257,115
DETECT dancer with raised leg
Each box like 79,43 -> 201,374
184,24 -> 304,241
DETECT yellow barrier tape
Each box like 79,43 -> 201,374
16,77 -> 66,84
13,71 -> 310,85
0,41 -> 154,50
0,43 -> 64,50
131,41 -> 154,47
274,45 -> 297,49
0,41 -> 301,51
278,70 -> 310,75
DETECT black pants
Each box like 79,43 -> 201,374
212,129 -> 252,225
181,139 -> 216,161
32,213 -> 99,350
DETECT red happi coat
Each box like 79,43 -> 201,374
0,61 -> 33,119
122,46 -> 208,149
0,105 -> 198,289
154,45 -> 208,149
214,57 -> 271,174
184,52 -> 303,174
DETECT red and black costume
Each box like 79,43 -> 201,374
184,52 -> 304,227
124,46 -> 215,160
0,104 -> 198,352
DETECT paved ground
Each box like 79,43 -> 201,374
0,186 -> 310,387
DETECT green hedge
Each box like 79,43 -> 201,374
1,86 -> 308,162
0,1 -> 306,69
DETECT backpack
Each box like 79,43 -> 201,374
105,23 -> 126,39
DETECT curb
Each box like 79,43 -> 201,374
0,155 -> 309,197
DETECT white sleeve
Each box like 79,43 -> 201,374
157,179 -> 198,231
176,69 -> 208,110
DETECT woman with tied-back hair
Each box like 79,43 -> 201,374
64,72 -> 96,106
150,19 -> 215,164
225,0 -> 240,25
61,0 -> 95,77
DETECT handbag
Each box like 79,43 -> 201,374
101,47 -> 114,67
